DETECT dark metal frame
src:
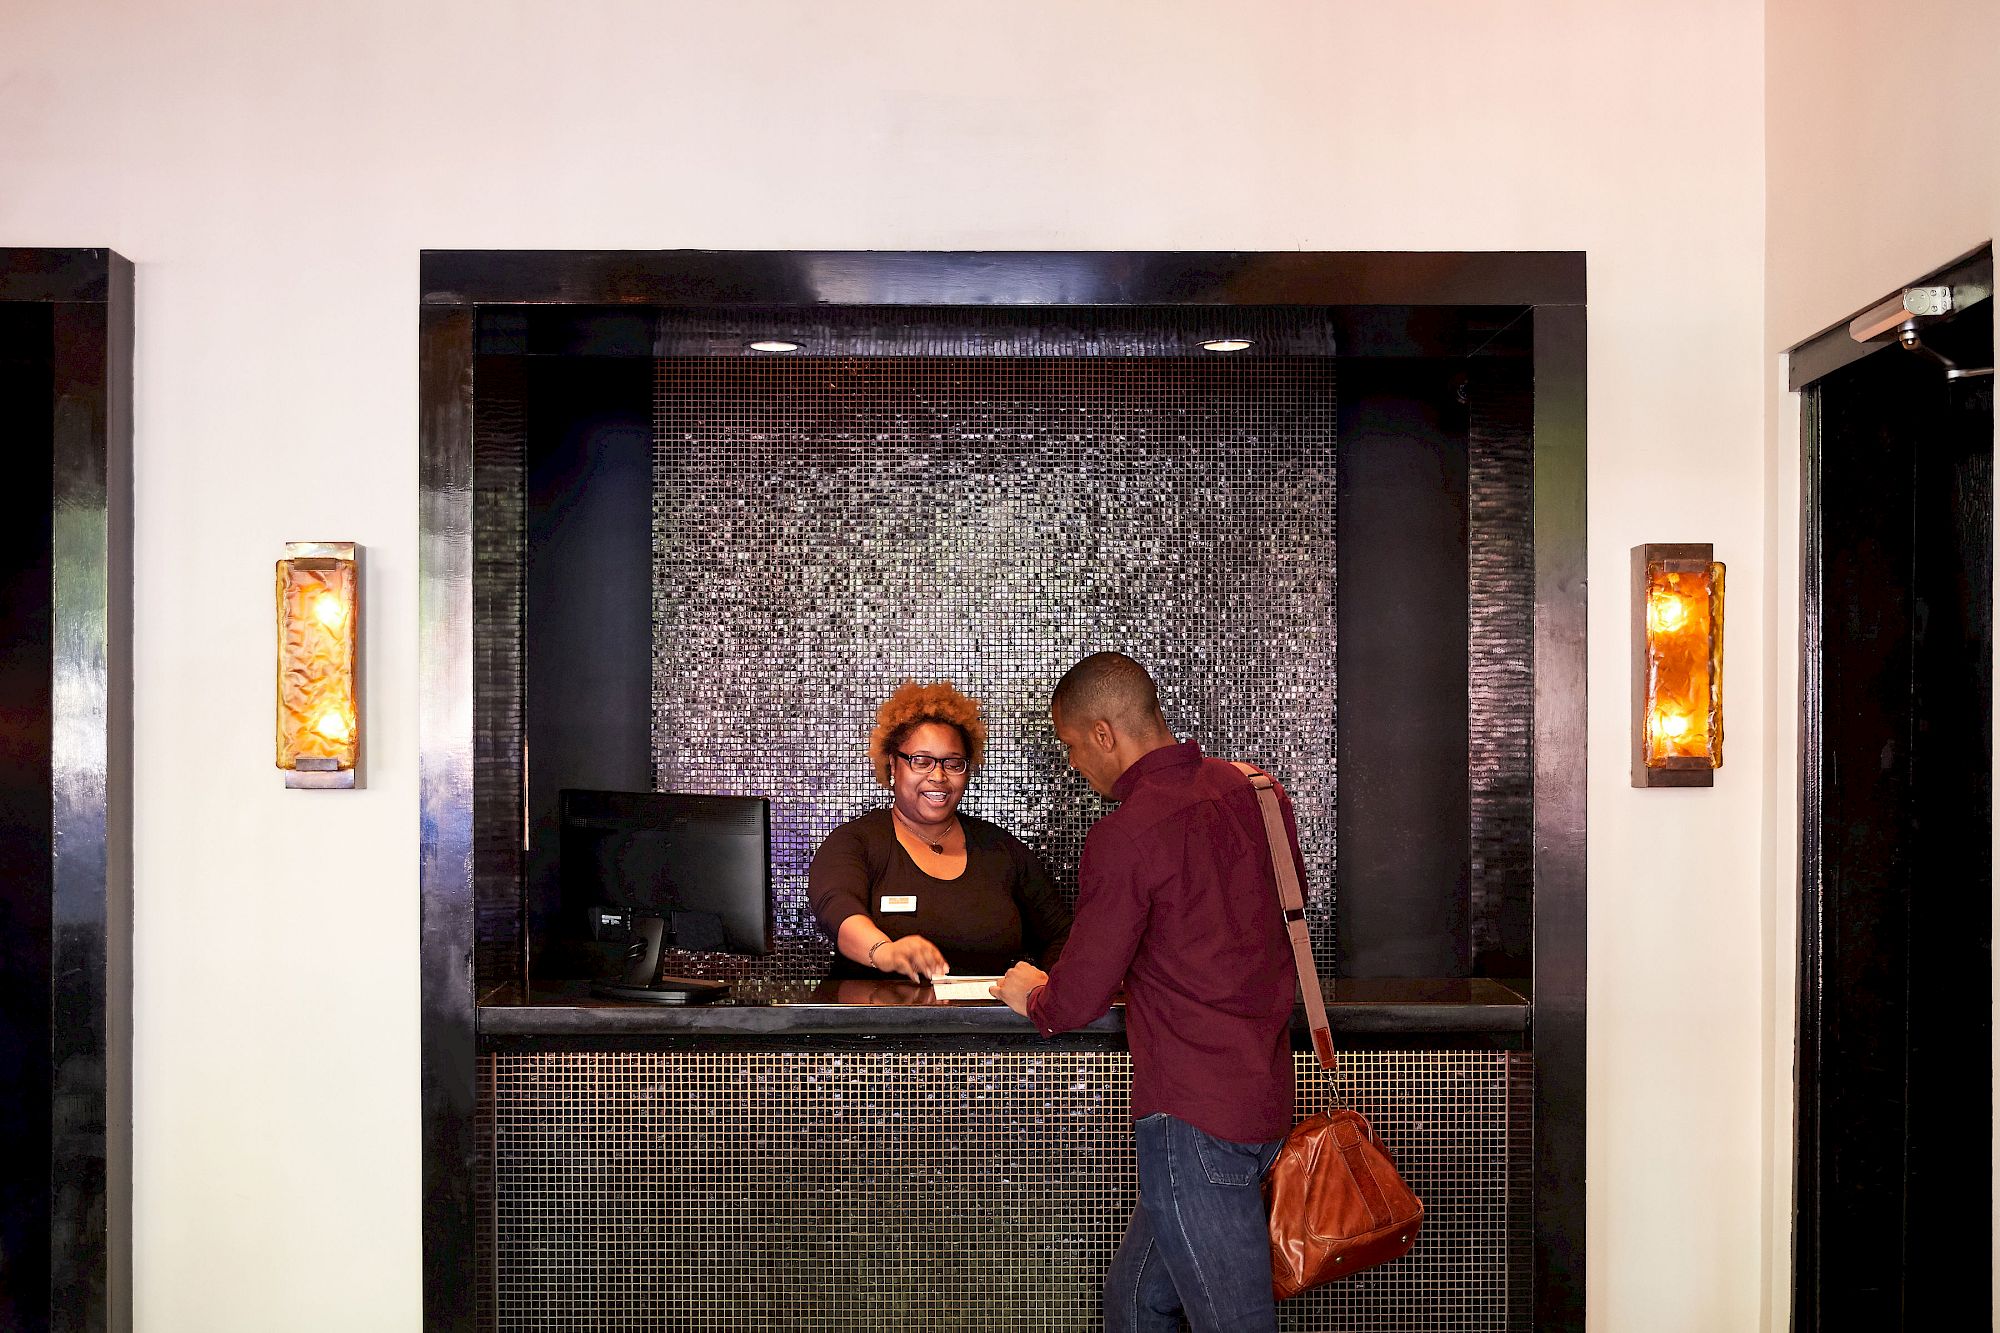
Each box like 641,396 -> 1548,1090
1785,244 -> 1994,391
418,250 -> 1588,1332
0,248 -> 134,1333
1530,302 -> 1587,1327
1793,377 -> 1828,1330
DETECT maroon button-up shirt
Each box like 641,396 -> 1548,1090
1027,739 -> 1302,1143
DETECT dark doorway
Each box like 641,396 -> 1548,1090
1797,282 -> 1994,1328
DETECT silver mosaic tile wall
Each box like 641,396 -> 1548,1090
1466,360 -> 1536,974
484,1048 -> 1529,1331
474,357 -> 528,993
652,355 -> 1339,975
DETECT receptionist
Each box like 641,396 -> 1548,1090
809,679 -> 1072,982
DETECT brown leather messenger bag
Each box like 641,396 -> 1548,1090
1232,763 -> 1424,1298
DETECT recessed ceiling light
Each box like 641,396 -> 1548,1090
1201,339 -> 1253,353
748,339 -> 801,353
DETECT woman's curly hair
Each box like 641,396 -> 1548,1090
869,679 -> 988,788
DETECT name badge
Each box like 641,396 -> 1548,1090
880,895 -> 917,914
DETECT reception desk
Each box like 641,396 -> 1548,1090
475,979 -> 1530,1332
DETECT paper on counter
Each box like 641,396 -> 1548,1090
928,976 -> 1004,1002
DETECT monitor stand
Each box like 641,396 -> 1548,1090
591,975 -> 729,1005
589,913 -> 731,1005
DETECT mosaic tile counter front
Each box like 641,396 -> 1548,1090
482,1047 -> 1531,1332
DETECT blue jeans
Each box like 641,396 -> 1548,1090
1105,1112 -> 1286,1333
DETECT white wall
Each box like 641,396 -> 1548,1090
1764,3 -> 2000,1326
1,3 -> 1769,1328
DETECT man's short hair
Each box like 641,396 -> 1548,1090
1052,652 -> 1163,731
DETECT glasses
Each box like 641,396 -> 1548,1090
895,750 -> 969,776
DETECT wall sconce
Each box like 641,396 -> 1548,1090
1632,543 -> 1724,788
277,541 -> 359,789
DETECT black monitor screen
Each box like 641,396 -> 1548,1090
559,789 -> 772,955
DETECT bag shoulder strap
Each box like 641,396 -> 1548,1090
1230,762 -> 1337,1071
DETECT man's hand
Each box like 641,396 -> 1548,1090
991,961 -> 1049,1016
873,934 -> 948,983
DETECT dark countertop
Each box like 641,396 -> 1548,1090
477,976 -> 1529,1042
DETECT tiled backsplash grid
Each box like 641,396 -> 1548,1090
652,355 -> 1339,975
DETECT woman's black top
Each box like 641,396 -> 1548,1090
808,809 -> 1073,977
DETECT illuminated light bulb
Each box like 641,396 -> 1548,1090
748,339 -> 801,353
313,709 -> 351,742
314,593 -> 347,629
1201,339 -> 1253,353
1656,710 -> 1691,741
1649,591 -> 1690,634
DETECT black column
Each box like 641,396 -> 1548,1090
0,249 -> 133,1333
521,355 -> 655,971
0,295 -> 56,1333
1335,358 -> 1472,977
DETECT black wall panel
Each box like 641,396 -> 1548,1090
521,357 -> 656,968
0,300 -> 55,1333
1337,360 -> 1472,977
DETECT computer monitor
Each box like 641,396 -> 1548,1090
559,788 -> 772,1002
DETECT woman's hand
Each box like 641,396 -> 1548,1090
872,934 -> 949,983
829,978 -> 950,1006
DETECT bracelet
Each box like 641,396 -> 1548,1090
867,939 -> 891,968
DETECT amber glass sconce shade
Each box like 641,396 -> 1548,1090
1632,543 -> 1724,788
277,541 -> 359,789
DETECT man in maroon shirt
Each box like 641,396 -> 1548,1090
993,653 -> 1302,1333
